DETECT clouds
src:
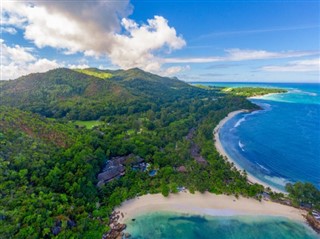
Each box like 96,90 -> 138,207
1,0 -> 318,81
1,40 -> 61,80
262,58 -> 320,72
164,49 -> 319,63
1,27 -> 17,34
2,0 -> 185,76
1,40 -> 35,63
2,1 -> 126,55
109,16 -> 185,72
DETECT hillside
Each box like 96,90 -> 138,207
0,107 -> 75,148
0,68 -> 133,120
0,68 -> 196,120
0,106 -> 108,238
112,68 -> 197,100
0,70 -> 268,238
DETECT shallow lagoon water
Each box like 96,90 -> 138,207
125,212 -> 319,239
124,83 -> 320,238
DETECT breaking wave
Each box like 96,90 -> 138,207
238,140 -> 245,151
256,162 -> 270,173
234,117 -> 246,128
264,175 -> 291,187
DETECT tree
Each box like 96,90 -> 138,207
161,184 -> 170,197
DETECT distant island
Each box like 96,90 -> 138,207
0,68 -> 319,238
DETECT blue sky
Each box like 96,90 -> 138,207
1,0 -> 319,82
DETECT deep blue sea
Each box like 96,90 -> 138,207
125,212 -> 319,239
204,82 -> 320,191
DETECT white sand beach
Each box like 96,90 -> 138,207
114,109 -> 308,233
213,110 -> 285,193
116,192 -> 306,224
248,93 -> 279,100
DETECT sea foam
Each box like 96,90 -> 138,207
238,141 -> 245,151
264,175 -> 291,187
234,117 -> 246,128
256,162 -> 270,173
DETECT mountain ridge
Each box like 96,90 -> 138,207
0,67 -> 198,120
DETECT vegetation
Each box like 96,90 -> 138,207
286,182 -> 320,210
74,68 -> 113,79
222,87 -> 287,97
74,120 -> 103,129
0,68 -> 134,120
0,68 -> 190,121
0,107 -> 107,238
0,68 -> 312,238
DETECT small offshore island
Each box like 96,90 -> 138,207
0,69 -> 319,238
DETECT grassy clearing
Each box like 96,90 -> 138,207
74,69 -> 112,79
74,120 -> 103,129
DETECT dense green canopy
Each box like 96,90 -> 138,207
1,68 -> 315,238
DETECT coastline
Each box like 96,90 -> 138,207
248,92 -> 281,100
213,109 -> 285,193
108,92 -> 319,237
116,192 -> 306,224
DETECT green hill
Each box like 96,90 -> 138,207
0,68 -> 196,120
110,68 -> 193,99
73,68 -> 113,79
0,68 -> 134,120
73,67 -> 193,99
0,68 -> 280,238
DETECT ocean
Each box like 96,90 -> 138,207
124,83 -> 320,238
125,212 -> 319,239
211,83 -> 320,191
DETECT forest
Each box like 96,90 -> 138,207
286,182 -> 320,210
0,68 -> 317,238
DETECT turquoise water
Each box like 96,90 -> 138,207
124,83 -> 320,238
211,83 -> 320,191
196,82 -> 320,190
125,212 -> 319,239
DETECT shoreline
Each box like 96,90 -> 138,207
213,109 -> 285,193
116,192 -> 306,224
248,92 -> 281,100
108,92 -> 317,237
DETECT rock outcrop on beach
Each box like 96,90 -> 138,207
305,214 -> 320,234
102,211 -> 130,239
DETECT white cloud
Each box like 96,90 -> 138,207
162,65 -> 190,76
68,64 -> 90,69
2,1 -> 117,56
262,58 -> 320,72
1,27 -> 17,34
1,39 -> 35,63
26,58 -> 61,73
225,49 -> 316,61
1,6 -> 27,27
164,57 -> 221,64
1,40 -> 61,80
2,1 -> 185,76
110,16 -> 185,72
164,49 -> 319,63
